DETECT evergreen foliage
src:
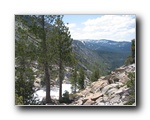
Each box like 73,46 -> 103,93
52,16 -> 75,101
71,67 -> 78,93
15,16 -> 36,105
61,90 -> 72,103
125,72 -> 135,105
125,39 -> 135,65
77,67 -> 85,90
15,15 -> 75,104
90,68 -> 100,82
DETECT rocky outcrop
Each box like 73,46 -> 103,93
70,64 -> 135,106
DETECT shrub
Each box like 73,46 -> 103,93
125,72 -> 135,105
61,90 -> 72,103
15,94 -> 23,105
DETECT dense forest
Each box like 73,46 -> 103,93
15,15 -> 135,105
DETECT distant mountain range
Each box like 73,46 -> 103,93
72,39 -> 131,75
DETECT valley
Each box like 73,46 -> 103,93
72,39 -> 131,74
15,15 -> 135,106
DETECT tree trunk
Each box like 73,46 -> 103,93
74,79 -> 76,93
42,15 -> 51,103
45,61 -> 51,103
20,56 -> 25,104
59,60 -> 63,102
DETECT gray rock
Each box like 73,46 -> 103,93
113,103 -> 119,106
83,99 -> 95,105
103,96 -> 109,102
115,89 -> 123,95
98,102 -> 105,105
110,83 -> 119,88
122,91 -> 129,96
91,92 -> 103,101
115,68 -> 125,73
121,95 -> 126,99
122,101 -> 128,105
79,88 -> 91,97
82,98 -> 89,104
96,97 -> 103,103
91,80 -> 108,93
115,86 -> 127,95
107,87 -> 118,96
116,82 -> 124,87
102,83 -> 119,94
77,100 -> 83,105
118,101 -> 124,105
122,96 -> 129,102
110,95 -> 120,103
105,102 -> 111,105
101,85 -> 113,94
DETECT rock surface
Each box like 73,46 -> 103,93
70,64 -> 135,106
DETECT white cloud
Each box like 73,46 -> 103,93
65,23 -> 76,35
66,23 -> 76,28
68,15 -> 135,41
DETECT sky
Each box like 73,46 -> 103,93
63,15 -> 136,42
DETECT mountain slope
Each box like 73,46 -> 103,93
72,40 -> 108,75
70,64 -> 135,106
72,39 -> 131,73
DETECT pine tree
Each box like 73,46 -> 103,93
71,67 -> 78,93
53,16 -> 74,101
28,15 -> 58,103
90,68 -> 100,82
78,67 -> 85,90
131,39 -> 135,63
15,15 -> 58,104
15,16 -> 36,105
125,39 -> 135,65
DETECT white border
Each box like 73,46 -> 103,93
0,0 -> 149,120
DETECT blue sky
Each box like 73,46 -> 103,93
63,15 -> 136,42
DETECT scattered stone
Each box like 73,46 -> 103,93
96,97 -> 103,103
116,82 -> 124,87
83,99 -> 95,105
115,68 -> 125,73
77,99 -> 83,105
68,64 -> 135,106
110,83 -> 119,88
107,87 -> 118,96
103,96 -> 109,102
98,102 -> 105,105
82,98 -> 89,104
91,92 -> 103,101
115,86 -> 127,95
110,95 -> 120,103
101,85 -> 113,94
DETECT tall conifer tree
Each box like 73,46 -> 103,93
78,67 -> 85,90
15,15 -> 58,104
53,16 -> 74,101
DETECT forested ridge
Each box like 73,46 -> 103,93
15,15 -> 135,105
